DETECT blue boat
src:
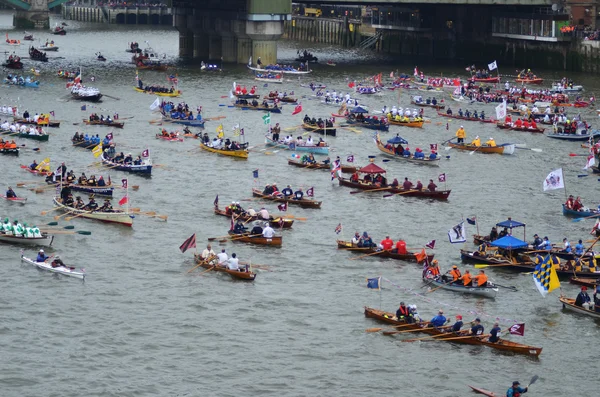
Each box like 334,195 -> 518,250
264,135 -> 329,155
100,153 -> 152,176
562,204 -> 599,218
161,116 -> 205,128
4,78 -> 40,88
546,131 -> 600,141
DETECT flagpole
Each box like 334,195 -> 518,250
126,182 -> 129,215
563,171 -> 568,201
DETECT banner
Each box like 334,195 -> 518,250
542,168 -> 564,191
495,101 -> 507,120
448,221 -> 466,244
488,60 -> 498,71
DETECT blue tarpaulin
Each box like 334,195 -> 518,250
387,135 -> 408,145
489,235 -> 528,250
350,106 -> 369,114
496,219 -> 526,228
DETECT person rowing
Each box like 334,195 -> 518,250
36,249 -> 49,262
506,381 -> 528,397
5,186 -> 16,198
429,309 -> 449,328
396,302 -> 413,323
51,255 -> 66,268
469,318 -> 484,335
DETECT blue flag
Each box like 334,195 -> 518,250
367,277 -> 381,290
467,217 -> 476,225
81,105 -> 86,111
253,169 -> 259,178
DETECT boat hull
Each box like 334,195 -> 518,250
83,120 -> 124,128
100,154 -> 152,176
1,130 -> 49,141
234,104 -> 282,113
447,142 -> 514,154
193,254 -> 256,280
562,204 -> 599,218
133,87 -> 181,97
265,136 -> 329,155
560,297 -> 600,319
337,240 -> 433,262
228,232 -> 282,246
200,143 -> 248,159
52,197 -> 133,226
302,123 -> 337,136
338,177 -> 451,200
162,117 -> 205,127
425,278 -> 498,298
251,188 -> 322,209
247,65 -> 311,75
0,234 -> 53,246
375,133 -> 440,166
21,255 -> 85,279
214,208 -> 293,228
436,111 -> 495,123
546,133 -> 597,141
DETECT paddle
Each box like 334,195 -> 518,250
187,261 -> 206,273
382,189 -> 419,198
366,321 -> 431,333
473,262 -> 515,268
572,213 -> 600,222
569,153 -> 588,157
198,265 -> 216,275
402,329 -> 465,342
349,249 -> 389,260
426,278 -> 456,293
39,230 -> 92,235
46,221 -> 59,226
526,375 -> 539,389
349,187 -> 390,195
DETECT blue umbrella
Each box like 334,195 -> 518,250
349,106 -> 369,114
387,135 -> 408,145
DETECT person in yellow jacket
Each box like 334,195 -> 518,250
471,136 -> 481,147
486,137 -> 496,147
456,126 -> 466,143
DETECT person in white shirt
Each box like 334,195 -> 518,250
33,113 -> 39,122
543,114 -> 550,123
545,106 -> 551,114
200,244 -> 215,259
262,223 -> 274,238
504,81 -> 509,90
246,207 -> 256,216
296,137 -> 303,145
20,124 -> 27,133
532,106 -> 539,114
391,106 -> 398,116
227,253 -> 239,270
411,109 -> 418,117
29,126 -> 36,135
306,136 -> 314,146
1,120 -> 8,130
284,135 -> 292,144
345,93 -> 350,101
216,249 -> 228,265
259,207 -> 269,220
404,109 -> 411,117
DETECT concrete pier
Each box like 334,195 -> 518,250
283,16 -> 360,47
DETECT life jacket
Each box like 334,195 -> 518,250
429,266 -> 440,276
449,269 -> 462,280
462,273 -> 472,286
398,305 -> 409,317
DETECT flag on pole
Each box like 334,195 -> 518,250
118,195 -> 128,206
150,97 -> 160,111
278,202 -> 287,212
106,132 -> 113,140
36,158 -> 50,171
509,323 -> 525,336
584,154 -> 595,169
495,101 -> 507,120
92,144 -> 103,158
542,168 -> 564,191
122,179 -> 128,188
331,164 -> 341,181
532,255 -> 561,297
81,105 -> 86,111
448,221 -> 466,243
366,277 -> 381,290
488,60 -> 498,71
142,149 -> 149,157
430,144 -> 438,151
426,240 -> 436,249
347,155 -> 354,163
213,195 -> 219,207
438,173 -> 446,182
216,124 -> 224,138
306,187 -> 314,197
252,169 -> 259,178
179,233 -> 197,253
335,223 -> 342,234
467,217 -> 477,225
49,111 -> 55,117
262,112 -> 271,125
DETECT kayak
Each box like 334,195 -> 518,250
1,195 -> 27,204
468,385 -> 499,396
21,255 -> 85,280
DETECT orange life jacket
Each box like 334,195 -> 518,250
429,266 -> 440,276
474,274 -> 487,286
462,273 -> 472,286
449,269 -> 462,281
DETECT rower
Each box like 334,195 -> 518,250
460,269 -> 473,286
262,222 -> 274,238
427,179 -> 437,192
227,253 -> 240,270
448,265 -> 462,283
473,270 -> 488,287
83,197 -> 98,211
575,286 -> 592,309
531,233 -> 543,247
51,255 -> 66,268
396,302 -> 413,323
201,244 -> 216,260
451,315 -> 463,332
29,159 -> 38,170
562,238 -> 572,253
232,220 -> 247,234
358,232 -> 375,248
455,125 -> 466,143
425,260 -> 441,279
217,249 -> 228,265
506,381 -> 528,397
250,221 -> 263,236
429,310 -> 448,328
293,188 -> 304,200
99,199 -> 113,212
485,137 -> 496,147
380,236 -> 394,251
474,241 -> 488,257
488,322 -> 501,343
446,108 -> 453,115
5,186 -> 16,198
36,249 -> 49,262
469,318 -> 484,335
470,135 -> 481,147
575,239 -> 585,255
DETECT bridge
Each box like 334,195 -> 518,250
1,0 -> 70,28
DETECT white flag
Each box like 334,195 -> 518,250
149,97 -> 160,111
448,221 -> 466,244
543,168 -> 565,191
453,87 -> 461,96
488,60 -> 498,71
495,101 -> 507,120
584,154 -> 595,170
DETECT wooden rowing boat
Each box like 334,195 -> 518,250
436,111 -> 496,123
1,195 -> 27,203
559,296 -> 600,319
100,153 -> 152,176
21,255 -> 85,280
52,197 -> 133,226
496,122 -> 544,133
193,254 -> 256,280
515,77 -> 543,84
410,100 -> 444,110
233,103 -> 282,113
48,181 -> 114,197
161,116 -> 205,128
338,177 -> 451,200
83,120 -> 124,128
0,147 -> 19,156
387,119 -> 424,128
301,123 -> 336,136
471,76 -> 500,83
214,207 -> 293,228
251,188 -> 322,209
546,132 -> 599,141
265,135 -> 329,155
374,133 -> 440,166
13,117 -> 60,127
344,117 -> 390,131
133,87 -> 181,97
1,130 -> 49,141
227,231 -> 282,246
569,277 -> 598,288
155,134 -> 184,142
337,240 -> 433,263
468,385 -> 499,396
199,142 -> 248,159
446,142 -> 515,155
264,95 -> 297,103
287,159 -> 356,173
0,233 -> 54,247
425,277 -> 499,299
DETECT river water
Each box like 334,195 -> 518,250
0,10 -> 598,397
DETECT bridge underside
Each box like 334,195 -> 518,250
173,0 -> 291,64
2,0 -> 71,28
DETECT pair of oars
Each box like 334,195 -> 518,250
129,208 -> 167,220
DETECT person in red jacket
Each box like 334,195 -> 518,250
380,236 -> 394,250
395,239 -> 407,254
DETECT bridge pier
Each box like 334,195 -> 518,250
14,9 -> 49,29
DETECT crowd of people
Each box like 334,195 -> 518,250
0,120 -> 47,136
0,217 -> 43,238
88,113 -> 116,123
161,101 -> 202,121
137,78 -> 176,94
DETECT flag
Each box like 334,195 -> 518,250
142,149 -> 149,157
306,187 -> 314,197
591,219 -> 600,236
414,67 -> 418,76
253,169 -> 259,178
106,132 -> 113,140
584,154 -> 595,170
488,60 -> 498,71
331,165 -> 341,181
426,240 -> 436,249
49,111 -> 55,117
36,157 -> 50,171
216,124 -> 224,139
495,100 -> 507,120
430,144 -> 438,151
415,249 -> 427,263
448,221 -> 466,243
230,214 -> 234,231
292,104 -> 302,115
278,202 -> 287,212
122,179 -> 128,188
262,112 -> 271,125
335,223 -> 342,234
149,97 -> 160,111
438,173 -> 446,182
81,105 -> 86,111
509,323 -> 525,336
118,195 -> 128,206
92,144 -> 103,158
347,155 -> 354,163
532,255 -> 561,297
390,71 -> 394,78
213,195 -> 219,207
73,73 -> 81,85
367,277 -> 381,290
542,168 -> 564,191
348,82 -> 355,88
179,233 -> 197,253
467,217 -> 477,225
240,128 -> 244,136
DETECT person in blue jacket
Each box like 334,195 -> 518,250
429,310 -> 447,328
506,380 -> 528,397
36,249 -> 49,262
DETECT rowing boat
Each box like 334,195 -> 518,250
387,119 -> 424,128
48,181 -> 114,197
338,177 -> 451,200
214,207 -> 294,228
460,249 -> 513,265
233,103 -> 282,113
265,135 -> 329,155
337,240 -> 433,262
562,204 -> 599,218
0,233 -> 54,247
468,385 -> 499,396
436,111 -> 496,123
83,120 -> 124,128
1,195 -> 27,203
410,100 -> 444,110
52,197 -> 133,226
227,231 -> 282,246
247,64 -> 311,75
569,277 -> 598,288
496,122 -> 545,133
192,254 -> 256,280
161,116 -> 205,128
251,188 -> 322,209
546,132 -> 599,141
133,87 -> 181,97
302,123 -> 337,136
13,117 -> 60,127
100,153 -> 152,176
21,255 -> 85,280
265,95 -> 297,103
200,142 -> 248,159
424,277 -> 499,299
515,77 -> 543,84
0,147 -> 19,155
20,164 -> 50,176
374,133 -> 440,166
446,142 -> 515,155
1,130 -> 49,141
344,117 -> 389,131
559,296 -> 600,319
471,76 -> 500,83
288,159 -> 357,173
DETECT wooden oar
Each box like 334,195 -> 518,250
349,249 -> 389,260
382,189 -> 419,198
366,321 -> 431,333
65,211 -> 95,221
426,278 -> 455,293
572,213 -> 600,222
187,261 -> 205,273
54,210 -> 77,220
473,262 -> 516,268
428,333 -> 490,342
402,329 -> 466,342
229,233 -> 263,241
40,207 -> 63,216
17,181 -> 41,187
349,187 -> 390,195
38,230 -> 92,235
469,146 -> 482,155
383,324 -> 453,336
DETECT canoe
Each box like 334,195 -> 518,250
247,64 -> 311,75
374,133 -> 440,166
21,255 -> 85,280
436,111 -> 496,123
233,93 -> 260,99
20,164 -> 50,176
1,195 -> 27,203
0,147 -> 19,156
233,103 -> 282,113
460,249 -> 514,265
214,207 -> 293,229
155,134 -> 184,142
161,116 -> 205,128
133,87 -> 181,97
199,142 -> 248,159
569,277 -> 598,288
559,296 -> 600,319
228,231 -> 282,246
52,197 -> 134,227
410,100 -> 444,110
265,135 -> 329,155
344,117 -> 390,131
515,78 -> 543,84
446,142 -> 515,155
0,233 -> 54,247
2,130 -> 49,141
338,177 -> 451,200
302,123 -> 337,136
337,240 -> 433,263
387,119 -> 423,128
562,204 -> 599,218
468,386 -> 499,396
265,95 -> 297,103
12,118 -> 60,127
364,307 -> 543,356
546,133 -> 599,141
100,153 -> 152,176
255,76 -> 283,84
288,159 -> 356,173
496,122 -> 545,133
83,120 -> 124,129
192,254 -> 256,280
424,277 -> 499,299
251,188 -> 322,209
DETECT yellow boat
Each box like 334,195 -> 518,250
199,142 -> 248,159
133,87 -> 181,97
387,119 -> 424,128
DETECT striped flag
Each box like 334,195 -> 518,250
179,233 -> 197,253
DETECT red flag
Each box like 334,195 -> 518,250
438,173 -> 446,182
118,195 -> 128,206
179,233 -> 196,253
292,104 -> 302,115
306,187 -> 314,197
508,323 -> 525,336
278,202 -> 287,211
346,155 -> 354,163
142,149 -> 149,157
414,249 -> 427,263
430,144 -> 438,151
348,82 -> 355,88
426,240 -> 436,249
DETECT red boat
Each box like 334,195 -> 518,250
53,26 -> 66,35
515,78 -> 543,84
20,164 -> 50,176
496,122 -> 545,133
337,240 -> 434,263
1,195 -> 27,204
437,111 -> 496,123
471,77 -> 499,83
155,134 -> 183,142
338,176 -> 451,200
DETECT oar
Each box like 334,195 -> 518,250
65,211 -> 94,221
425,333 -> 490,342
473,262 -> 515,268
366,321 -> 431,333
198,265 -> 216,275
187,261 -> 206,273
54,210 -> 77,220
491,283 -> 518,291
572,213 -> 600,222
46,221 -> 59,226
349,187 -> 390,195
402,329 -> 466,342
526,375 -> 539,389
382,189 -> 419,198
229,233 -> 263,241
39,230 -> 92,235
426,278 -> 455,293
383,324 -> 453,336
40,207 -> 63,216
514,146 -> 543,152
40,225 -> 75,231
349,249 -> 389,260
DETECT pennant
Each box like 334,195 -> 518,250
278,202 -> 287,212
106,132 -> 113,140
488,60 -> 498,71
49,111 -> 55,117
467,217 -> 477,225
584,154 -> 595,170
92,144 -> 103,158
179,233 -> 197,253
509,323 -> 525,336
542,168 -> 564,191
495,100 -> 507,120
292,104 -> 303,115
262,112 -> 271,125
252,169 -> 259,178
366,277 -> 381,290
213,194 -> 219,207
36,157 -> 50,171
118,195 -> 128,206
122,179 -> 128,189
430,144 -> 438,151
142,149 -> 149,157
335,223 -> 342,234
448,221 -> 466,244
426,240 -> 436,249
532,255 -> 561,297
81,105 -> 86,111
438,173 -> 446,182
306,187 -> 314,197
346,155 -> 354,163
414,249 -> 427,263
149,97 -> 160,111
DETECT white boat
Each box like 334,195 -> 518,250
38,45 -> 59,52
52,197 -> 134,227
265,135 -> 329,155
254,76 -> 283,84
21,255 -> 85,280
551,84 -> 583,93
425,277 -> 499,299
559,296 -> 600,319
247,59 -> 311,75
0,233 -> 54,247
450,95 -> 476,104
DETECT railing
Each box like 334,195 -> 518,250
359,31 -> 381,49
